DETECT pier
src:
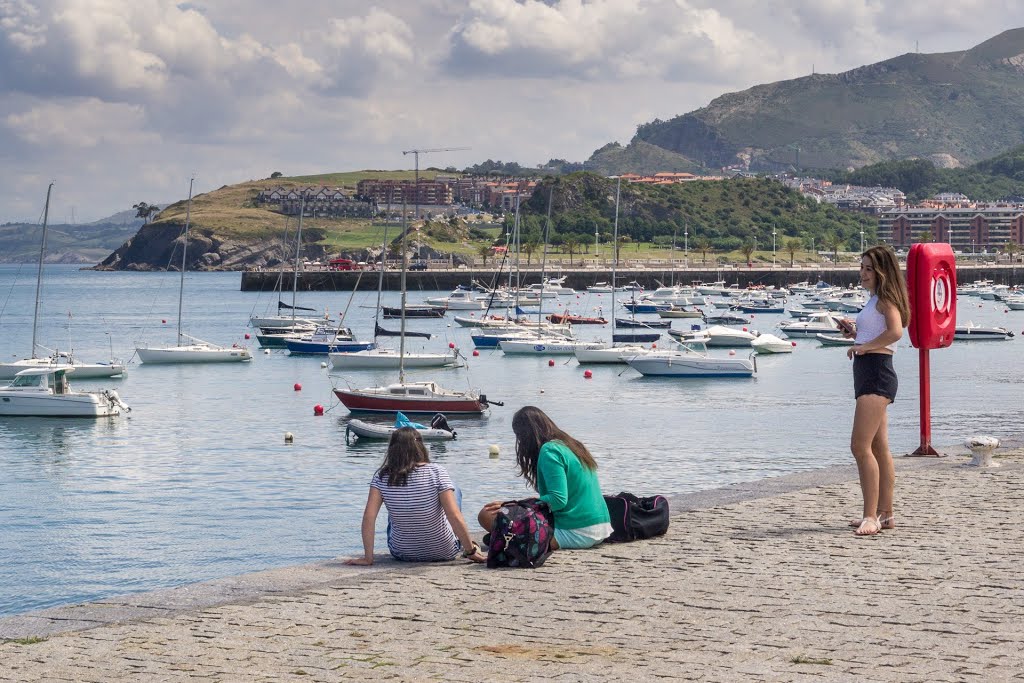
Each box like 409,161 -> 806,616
240,263 -> 1024,291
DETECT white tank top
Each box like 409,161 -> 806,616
855,295 -> 897,353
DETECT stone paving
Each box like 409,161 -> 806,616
2,450 -> 1024,682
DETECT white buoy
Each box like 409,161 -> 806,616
320,361 -> 327,368
488,444 -> 500,458
284,432 -> 294,443
263,349 -> 271,354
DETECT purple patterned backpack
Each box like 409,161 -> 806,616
484,499 -> 554,569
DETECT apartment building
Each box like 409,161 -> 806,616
880,205 -> 1024,250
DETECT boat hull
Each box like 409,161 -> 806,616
334,391 -> 484,415
284,340 -> 376,355
499,339 -> 604,355
328,350 -> 457,369
625,354 -> 754,377
0,359 -> 125,380
345,419 -> 456,440
136,345 -> 252,364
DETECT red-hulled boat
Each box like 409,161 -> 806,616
334,381 -> 497,414
546,313 -> 608,325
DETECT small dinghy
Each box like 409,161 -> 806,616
815,333 -> 854,346
346,412 -> 457,443
751,333 -> 795,354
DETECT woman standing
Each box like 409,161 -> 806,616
842,245 -> 910,537
478,406 -> 612,549
346,427 -> 485,565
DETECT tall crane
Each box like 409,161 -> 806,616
400,146 -> 470,228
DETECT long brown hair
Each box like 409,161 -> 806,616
863,245 -> 910,328
376,427 -> 429,487
511,406 -> 597,489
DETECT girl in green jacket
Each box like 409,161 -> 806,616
479,406 -> 612,549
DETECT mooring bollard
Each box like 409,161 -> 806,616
965,436 -> 1000,467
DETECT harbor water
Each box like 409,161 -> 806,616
1,265 -> 1021,617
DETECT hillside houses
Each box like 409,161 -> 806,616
256,186 -> 375,218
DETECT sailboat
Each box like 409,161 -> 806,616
0,183 -> 127,380
329,214 -> 459,370
575,177 -> 657,364
250,200 -> 334,336
498,187 -> 603,356
333,199 -> 497,415
135,179 -> 253,364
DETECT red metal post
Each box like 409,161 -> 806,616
911,347 -> 939,456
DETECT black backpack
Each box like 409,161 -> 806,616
604,492 -> 670,543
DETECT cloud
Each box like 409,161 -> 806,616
4,97 -> 153,147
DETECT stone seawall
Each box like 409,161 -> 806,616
239,264 -> 1024,291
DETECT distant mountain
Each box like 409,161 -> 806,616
0,214 -> 146,264
590,28 -> 1024,174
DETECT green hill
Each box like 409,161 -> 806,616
601,28 -> 1024,173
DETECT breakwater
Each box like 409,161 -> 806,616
239,263 -> 1024,291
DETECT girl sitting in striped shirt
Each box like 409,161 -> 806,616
345,427 -> 486,565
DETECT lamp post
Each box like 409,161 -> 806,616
685,226 -> 690,269
594,224 -> 599,258
771,224 -> 777,268
860,228 -> 865,253
810,236 -> 815,261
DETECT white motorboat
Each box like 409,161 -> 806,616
778,311 -> 845,338
424,288 -> 486,310
751,333 -> 795,354
329,347 -> 460,370
954,323 -> 1014,341
136,179 -> 252,364
574,344 -> 651,364
1005,295 -> 1024,310
0,367 -> 129,417
624,344 -> 755,377
669,324 -> 757,347
657,303 -> 704,319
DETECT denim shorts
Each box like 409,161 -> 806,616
853,353 -> 898,402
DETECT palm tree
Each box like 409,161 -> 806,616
694,237 -> 712,265
784,237 -> 802,266
476,244 -> 491,266
522,238 -> 540,266
822,232 -> 842,264
1002,241 -> 1020,262
740,240 -> 755,265
562,235 -> 581,264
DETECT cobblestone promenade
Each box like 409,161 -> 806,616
2,452 -> 1023,682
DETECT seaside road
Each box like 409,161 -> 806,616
2,451 -> 1024,682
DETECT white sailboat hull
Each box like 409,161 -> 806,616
0,358 -> 125,380
573,345 -> 650,364
625,352 -> 754,377
136,343 -> 253,364
329,349 -> 458,369
499,338 -> 605,355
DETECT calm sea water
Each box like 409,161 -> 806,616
1,264 -> 1021,617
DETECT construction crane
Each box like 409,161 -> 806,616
400,146 -> 470,226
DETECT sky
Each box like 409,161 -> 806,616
3,0 -> 1024,225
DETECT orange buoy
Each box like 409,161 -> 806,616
313,404 -> 324,416
583,369 -> 593,379
548,359 -> 555,367
472,349 -> 480,356
293,383 -> 302,391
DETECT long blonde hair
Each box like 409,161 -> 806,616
863,245 -> 910,328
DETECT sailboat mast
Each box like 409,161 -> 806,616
398,199 -> 409,384
291,194 -> 305,324
536,187 -> 553,334
611,177 -> 621,337
371,219 -> 390,338
30,182 -> 54,359
176,178 -> 194,344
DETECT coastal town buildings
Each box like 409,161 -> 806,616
879,203 -> 1024,251
255,187 -> 375,218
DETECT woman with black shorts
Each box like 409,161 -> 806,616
840,245 -> 910,537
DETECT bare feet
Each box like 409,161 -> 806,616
854,517 -> 882,536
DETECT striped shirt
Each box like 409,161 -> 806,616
371,463 -> 460,562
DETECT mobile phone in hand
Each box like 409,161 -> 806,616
837,318 -> 855,335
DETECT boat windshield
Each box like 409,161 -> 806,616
10,374 -> 45,388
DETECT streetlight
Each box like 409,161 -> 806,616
860,228 -> 865,253
594,224 -> 599,258
771,224 -> 777,268
684,221 -> 689,269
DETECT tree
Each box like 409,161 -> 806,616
694,237 -> 713,264
270,171 -> 283,179
784,237 -> 803,266
562,234 -> 581,263
1002,241 -> 1020,262
822,232 -> 843,263
915,230 -> 933,244
476,244 -> 490,266
615,235 -> 631,263
133,202 -> 159,223
522,238 -> 540,266
740,240 -> 755,265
